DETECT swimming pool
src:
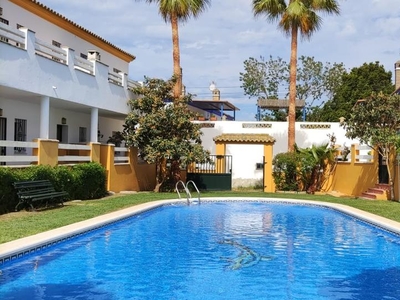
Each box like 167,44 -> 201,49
1,199 -> 400,299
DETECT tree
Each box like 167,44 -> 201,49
295,143 -> 336,194
312,62 -> 394,122
140,0 -> 211,98
252,0 -> 340,151
124,77 -> 210,192
342,92 -> 400,199
239,55 -> 345,120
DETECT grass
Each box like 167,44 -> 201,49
1,190 -> 400,244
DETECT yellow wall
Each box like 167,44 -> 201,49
100,144 -> 156,193
322,144 -> 382,198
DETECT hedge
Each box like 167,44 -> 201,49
0,162 -> 107,214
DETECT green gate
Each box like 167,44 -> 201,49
186,155 -> 232,191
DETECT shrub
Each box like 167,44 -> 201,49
0,168 -> 21,214
0,162 -> 107,214
272,152 -> 300,191
71,163 -> 107,200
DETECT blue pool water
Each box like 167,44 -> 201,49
1,201 -> 400,300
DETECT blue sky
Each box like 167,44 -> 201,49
38,0 -> 400,121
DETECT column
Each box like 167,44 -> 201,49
90,107 -> 98,143
40,96 -> 50,139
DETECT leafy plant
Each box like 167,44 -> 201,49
272,152 -> 300,191
124,77 -> 210,192
342,92 -> 400,199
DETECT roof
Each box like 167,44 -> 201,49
11,0 -> 135,62
257,98 -> 305,109
213,134 -> 275,144
189,100 -> 240,112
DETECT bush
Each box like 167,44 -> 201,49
0,168 -> 21,214
272,152 -> 300,191
0,162 -> 107,214
70,163 -> 107,200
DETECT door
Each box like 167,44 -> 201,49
0,117 -> 6,165
56,124 -> 68,144
378,150 -> 389,184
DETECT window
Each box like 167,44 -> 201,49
255,163 -> 264,170
80,53 -> 87,60
14,119 -> 27,153
0,17 -> 9,43
0,7 -> 3,16
113,68 -> 121,74
79,127 -> 87,143
52,40 -> 61,48
17,24 -> 23,29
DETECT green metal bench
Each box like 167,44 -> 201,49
13,180 -> 69,211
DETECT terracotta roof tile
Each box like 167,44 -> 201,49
213,134 -> 275,143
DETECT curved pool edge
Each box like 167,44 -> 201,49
1,197 -> 400,264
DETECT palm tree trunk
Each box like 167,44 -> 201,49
288,26 -> 298,152
170,13 -> 182,99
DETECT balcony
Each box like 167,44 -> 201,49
0,22 -> 139,116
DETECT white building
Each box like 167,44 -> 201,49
0,0 -> 136,159
198,120 -> 358,188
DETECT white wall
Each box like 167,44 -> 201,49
1,0 -> 130,73
0,97 -> 125,144
199,121 -> 358,188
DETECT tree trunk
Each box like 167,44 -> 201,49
306,167 -> 318,194
154,157 -> 167,192
170,13 -> 182,99
385,148 -> 395,200
288,26 -> 298,152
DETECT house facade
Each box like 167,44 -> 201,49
0,0 -> 136,156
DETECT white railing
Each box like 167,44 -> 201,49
114,146 -> 129,164
74,55 -> 94,74
127,79 -> 141,91
108,72 -> 122,86
58,143 -> 91,163
355,144 -> 373,163
1,22 -> 138,93
35,38 -> 67,64
336,145 -> 351,162
0,22 -> 25,49
0,141 -> 38,165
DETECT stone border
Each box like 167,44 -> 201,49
1,197 -> 400,265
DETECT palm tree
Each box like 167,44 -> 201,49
252,0 -> 340,151
140,0 -> 211,98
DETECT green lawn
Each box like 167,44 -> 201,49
1,190 -> 400,244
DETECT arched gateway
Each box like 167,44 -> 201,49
213,133 -> 276,192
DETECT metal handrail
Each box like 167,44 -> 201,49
186,180 -> 201,204
175,180 -> 201,205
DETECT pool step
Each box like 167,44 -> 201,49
360,184 -> 390,200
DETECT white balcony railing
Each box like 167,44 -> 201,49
0,22 -> 142,90
114,146 -> 129,164
35,38 -> 67,64
74,55 -> 94,75
0,22 -> 25,49
355,144 -> 373,163
0,141 -> 38,166
58,143 -> 91,163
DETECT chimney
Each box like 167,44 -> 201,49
88,50 -> 101,61
395,61 -> 400,90
212,89 -> 220,101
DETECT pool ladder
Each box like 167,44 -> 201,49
175,180 -> 201,205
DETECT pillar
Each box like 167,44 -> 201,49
263,143 -> 275,193
90,108 -> 98,143
40,96 -> 50,139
